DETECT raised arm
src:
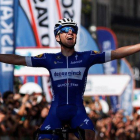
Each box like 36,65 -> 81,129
0,54 -> 26,66
111,43 -> 140,60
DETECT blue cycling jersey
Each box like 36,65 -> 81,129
26,50 -> 111,139
26,50 -> 111,107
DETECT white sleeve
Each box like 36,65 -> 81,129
25,56 -> 32,66
105,50 -> 111,62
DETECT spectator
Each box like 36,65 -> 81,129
2,91 -> 14,105
90,96 -> 103,118
1,90 -> 140,140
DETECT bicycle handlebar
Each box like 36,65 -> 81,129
35,127 -> 85,140
37,127 -> 83,134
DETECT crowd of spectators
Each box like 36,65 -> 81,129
0,91 -> 140,140
85,97 -> 140,140
0,91 -> 49,140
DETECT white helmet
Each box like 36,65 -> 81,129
54,18 -> 78,36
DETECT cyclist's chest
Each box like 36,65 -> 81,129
49,54 -> 88,81
49,54 -> 87,69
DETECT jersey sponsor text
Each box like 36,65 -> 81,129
57,83 -> 78,87
50,67 -> 86,81
71,60 -> 82,64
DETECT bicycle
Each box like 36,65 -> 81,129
34,124 -> 85,140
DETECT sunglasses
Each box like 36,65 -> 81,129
58,27 -> 78,34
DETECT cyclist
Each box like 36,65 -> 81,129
0,18 -> 140,140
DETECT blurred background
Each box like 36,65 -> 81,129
1,0 -> 140,140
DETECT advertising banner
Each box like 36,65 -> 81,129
16,0 -> 81,48
0,0 -> 18,95
85,75 -> 130,96
120,58 -> 135,116
97,27 -> 119,112
17,0 -> 51,47
78,26 -> 104,74
97,27 -> 117,74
